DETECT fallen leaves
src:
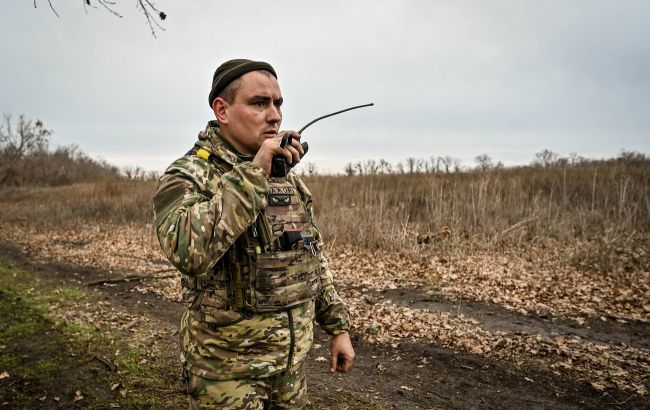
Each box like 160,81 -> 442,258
346,296 -> 650,395
330,244 -> 650,323
1,221 -> 648,396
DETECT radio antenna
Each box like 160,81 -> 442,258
298,103 -> 374,134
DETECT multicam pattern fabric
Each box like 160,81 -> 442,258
188,360 -> 307,409
153,121 -> 351,381
180,302 -> 314,380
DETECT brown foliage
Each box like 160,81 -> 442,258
0,116 -> 121,187
0,180 -> 157,226
305,162 -> 649,256
2,159 -> 648,268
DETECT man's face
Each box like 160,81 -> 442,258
217,71 -> 283,155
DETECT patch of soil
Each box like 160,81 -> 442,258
307,328 -> 648,409
0,286 -> 118,408
376,287 -> 650,350
1,241 -> 649,409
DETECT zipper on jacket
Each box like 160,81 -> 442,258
287,309 -> 296,369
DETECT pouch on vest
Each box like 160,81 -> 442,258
250,248 -> 322,312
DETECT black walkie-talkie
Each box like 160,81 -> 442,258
269,103 -> 373,178
270,134 -> 309,178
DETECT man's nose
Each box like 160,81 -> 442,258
267,105 -> 281,123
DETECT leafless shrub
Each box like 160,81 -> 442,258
474,154 -> 494,172
0,116 -> 121,187
532,149 -> 559,168
0,115 -> 51,185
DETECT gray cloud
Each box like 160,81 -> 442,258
1,1 -> 648,172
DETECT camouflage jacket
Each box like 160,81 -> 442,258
153,121 -> 351,380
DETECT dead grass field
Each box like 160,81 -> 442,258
2,159 -> 648,272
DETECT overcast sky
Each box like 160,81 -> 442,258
1,1 -> 649,173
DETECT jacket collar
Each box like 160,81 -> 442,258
197,120 -> 254,166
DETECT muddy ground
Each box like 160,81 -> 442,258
1,241 -> 648,409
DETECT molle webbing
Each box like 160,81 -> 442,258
252,250 -> 321,312
180,170 -> 322,313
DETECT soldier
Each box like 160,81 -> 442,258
153,59 -> 354,409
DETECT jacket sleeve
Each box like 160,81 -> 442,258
153,158 -> 268,276
314,252 -> 352,335
292,174 -> 351,335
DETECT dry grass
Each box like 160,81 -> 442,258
1,161 -> 648,273
0,180 -> 158,226
308,162 -> 649,256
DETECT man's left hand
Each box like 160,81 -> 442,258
329,332 -> 355,373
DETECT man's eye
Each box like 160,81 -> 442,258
254,102 -> 265,107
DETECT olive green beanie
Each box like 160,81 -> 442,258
208,59 -> 277,108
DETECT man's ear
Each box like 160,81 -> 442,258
212,97 -> 229,125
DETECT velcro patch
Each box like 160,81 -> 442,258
269,186 -> 294,195
268,194 -> 292,206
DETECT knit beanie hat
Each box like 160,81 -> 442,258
208,59 -> 277,107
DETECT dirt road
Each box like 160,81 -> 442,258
1,241 -> 648,409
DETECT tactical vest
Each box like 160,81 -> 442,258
182,146 -> 322,313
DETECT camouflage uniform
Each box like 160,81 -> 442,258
153,121 -> 351,408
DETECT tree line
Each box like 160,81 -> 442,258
331,149 -> 648,177
0,115 -> 143,187
2,115 -> 647,186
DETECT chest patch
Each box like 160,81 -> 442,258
268,193 -> 292,206
269,186 -> 295,195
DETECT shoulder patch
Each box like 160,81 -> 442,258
166,156 -> 216,193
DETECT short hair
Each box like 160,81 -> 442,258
218,70 -> 275,104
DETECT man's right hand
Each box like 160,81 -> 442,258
252,131 -> 304,176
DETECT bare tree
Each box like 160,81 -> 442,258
396,162 -> 404,174
430,156 -> 441,173
422,157 -> 436,174
363,159 -> 379,174
378,159 -> 392,174
556,157 -> 569,167
474,153 -> 493,172
406,157 -> 416,174
533,149 -> 559,168
34,0 -> 167,37
0,115 -> 51,185
453,158 -> 463,173
437,156 -> 451,173
415,158 -> 426,173
353,161 -> 363,176
618,150 -> 647,164
123,165 -> 146,180
343,162 -> 355,176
